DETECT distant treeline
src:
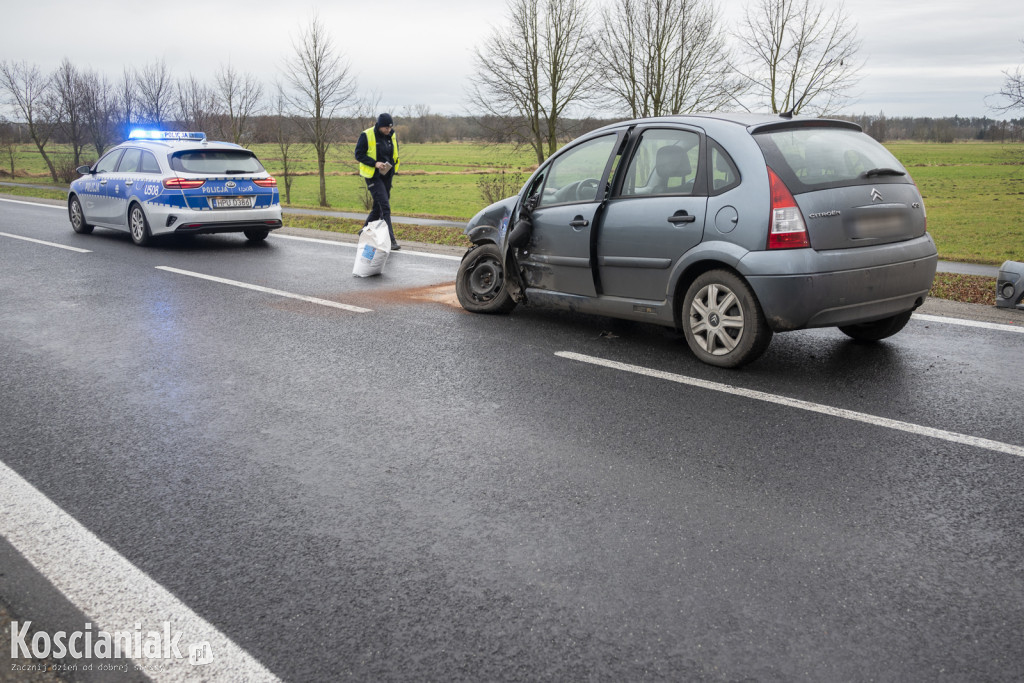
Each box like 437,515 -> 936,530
4,112 -> 1023,150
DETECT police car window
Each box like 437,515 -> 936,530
139,151 -> 161,174
170,150 -> 264,175
94,150 -> 122,174
117,149 -> 142,173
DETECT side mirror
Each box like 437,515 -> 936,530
76,165 -> 92,175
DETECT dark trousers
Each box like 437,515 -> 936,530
364,174 -> 396,244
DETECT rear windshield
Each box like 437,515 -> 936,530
169,150 -> 265,175
754,128 -> 907,193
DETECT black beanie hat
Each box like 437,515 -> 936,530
376,113 -> 394,128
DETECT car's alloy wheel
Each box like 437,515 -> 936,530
129,204 -> 152,246
682,270 -> 772,368
455,243 -> 517,314
68,197 -> 93,234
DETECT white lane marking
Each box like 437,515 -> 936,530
156,266 -> 372,313
0,460 -> 282,682
556,351 -> 1024,459
914,313 -> 1023,334
0,197 -> 65,209
272,233 -> 462,261
0,231 -> 91,253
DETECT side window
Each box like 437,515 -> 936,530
709,140 -> 741,194
139,151 -> 161,174
621,129 -> 700,197
117,148 -> 142,173
94,149 -> 123,174
537,135 -> 617,207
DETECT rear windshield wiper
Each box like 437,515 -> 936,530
861,167 -> 906,178
224,169 -> 249,174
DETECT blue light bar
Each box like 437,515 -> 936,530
128,130 -> 206,141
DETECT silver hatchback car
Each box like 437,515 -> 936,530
456,114 -> 938,368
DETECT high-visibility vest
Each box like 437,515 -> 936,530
358,127 -> 400,178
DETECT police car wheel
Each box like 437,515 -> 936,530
128,204 -> 152,246
68,196 -> 93,234
244,229 -> 269,242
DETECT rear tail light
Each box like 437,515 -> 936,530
163,178 -> 205,189
767,167 -> 810,250
253,177 -> 277,188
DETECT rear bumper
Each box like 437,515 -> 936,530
173,219 -> 283,235
144,202 -> 283,236
741,235 -> 938,331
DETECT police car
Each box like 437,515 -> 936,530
68,131 -> 282,246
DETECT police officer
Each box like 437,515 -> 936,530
355,113 -> 401,250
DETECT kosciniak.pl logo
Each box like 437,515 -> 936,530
9,621 -> 212,666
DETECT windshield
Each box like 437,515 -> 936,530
754,128 -> 907,193
170,150 -> 265,175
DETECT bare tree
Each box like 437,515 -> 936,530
990,40 -> 1024,113
136,58 -> 174,126
468,0 -> 597,164
281,12 -> 357,207
270,82 -> 300,204
0,60 -> 58,181
596,0 -> 744,117
0,116 -> 17,178
215,61 -> 264,144
113,67 -> 137,139
50,58 -> 88,166
176,74 -> 218,133
735,0 -> 862,115
80,69 -> 116,157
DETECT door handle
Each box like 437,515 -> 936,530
667,211 -> 696,224
569,216 -> 590,228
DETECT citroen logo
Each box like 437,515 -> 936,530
870,188 -> 883,202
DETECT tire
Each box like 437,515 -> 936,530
68,196 -> 93,234
244,229 -> 270,242
128,203 -> 153,246
455,243 -> 517,314
682,269 -> 772,368
838,310 -> 913,342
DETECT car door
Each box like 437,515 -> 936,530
518,133 -> 621,297
111,147 -> 143,226
84,148 -> 123,225
597,127 -> 708,302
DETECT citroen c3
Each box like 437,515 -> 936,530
68,131 -> 282,246
455,113 -> 938,368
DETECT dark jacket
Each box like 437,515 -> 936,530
354,128 -> 396,176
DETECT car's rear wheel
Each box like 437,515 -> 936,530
838,310 -> 913,342
68,196 -> 93,234
456,243 -> 517,314
244,229 -> 270,242
682,270 -> 772,368
128,204 -> 152,246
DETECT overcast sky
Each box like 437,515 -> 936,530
1,0 -> 1021,120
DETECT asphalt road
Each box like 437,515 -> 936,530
1,197 -> 1023,682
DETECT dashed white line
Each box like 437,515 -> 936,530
0,197 -> 64,209
0,231 -> 91,253
556,351 -> 1024,458
156,266 -> 372,312
914,313 -> 1023,334
0,459 -> 282,682
272,233 -> 462,261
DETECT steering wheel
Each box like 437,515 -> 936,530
576,178 -> 600,201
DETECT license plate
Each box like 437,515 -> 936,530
211,196 -> 253,209
854,214 -> 904,238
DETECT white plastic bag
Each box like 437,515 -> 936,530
352,220 -> 391,277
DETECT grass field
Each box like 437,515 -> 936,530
3,139 -> 1022,265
